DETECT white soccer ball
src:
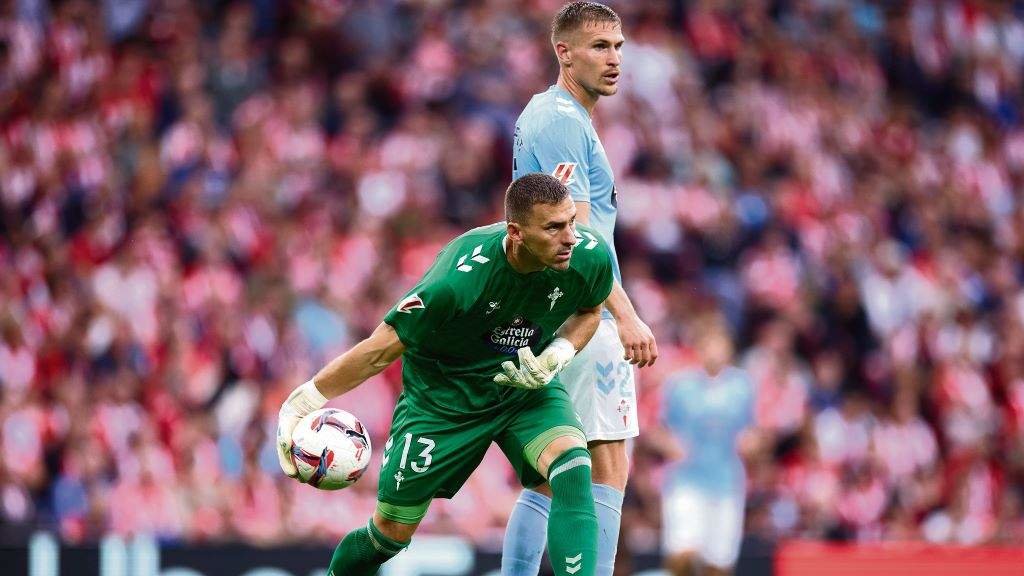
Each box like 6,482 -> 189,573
291,408 -> 372,490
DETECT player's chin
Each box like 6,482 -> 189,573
549,252 -> 573,270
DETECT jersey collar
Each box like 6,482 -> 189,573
550,85 -> 592,120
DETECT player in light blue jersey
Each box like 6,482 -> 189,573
660,317 -> 754,576
502,3 -> 659,576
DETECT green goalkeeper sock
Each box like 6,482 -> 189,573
546,447 -> 598,576
327,519 -> 409,576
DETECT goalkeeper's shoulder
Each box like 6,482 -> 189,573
425,224 -> 504,277
416,223 -> 506,307
566,223 -> 614,304
570,223 -> 614,267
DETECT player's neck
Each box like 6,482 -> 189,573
556,73 -> 597,114
703,363 -> 727,379
504,236 -> 546,274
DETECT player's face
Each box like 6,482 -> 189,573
699,331 -> 734,373
520,197 -> 578,271
569,22 -> 624,98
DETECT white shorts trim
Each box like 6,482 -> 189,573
662,485 -> 745,568
559,318 -> 639,442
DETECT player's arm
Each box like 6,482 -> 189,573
555,302 -> 603,352
312,322 -> 405,397
276,322 -> 405,478
575,201 -> 658,367
736,371 -> 761,461
644,376 -> 689,461
494,304 -> 601,390
643,424 -> 687,462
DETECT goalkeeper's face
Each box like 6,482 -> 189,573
566,21 -> 624,98
514,196 -> 579,272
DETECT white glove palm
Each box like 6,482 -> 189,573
276,380 -> 329,479
494,338 -> 576,389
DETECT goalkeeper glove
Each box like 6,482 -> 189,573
276,379 -> 329,478
493,337 -> 576,389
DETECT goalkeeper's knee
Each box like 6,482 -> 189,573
548,446 -> 594,508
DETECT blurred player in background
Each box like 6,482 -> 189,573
277,174 -> 615,576
503,3 -> 658,575
658,316 -> 755,576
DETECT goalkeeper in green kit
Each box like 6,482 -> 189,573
276,173 -> 614,576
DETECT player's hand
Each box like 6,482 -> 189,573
276,405 -> 301,478
494,338 -> 576,389
616,313 -> 658,368
494,347 -> 551,389
276,380 -> 329,479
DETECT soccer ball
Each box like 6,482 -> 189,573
291,408 -> 372,490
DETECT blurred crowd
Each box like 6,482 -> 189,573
2,0 -> 1024,560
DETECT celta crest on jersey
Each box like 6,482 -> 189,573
548,286 -> 564,310
396,293 -> 425,313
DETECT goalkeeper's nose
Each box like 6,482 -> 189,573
560,227 -> 576,249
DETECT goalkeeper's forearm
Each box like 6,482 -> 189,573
554,304 -> 602,352
311,322 -> 406,399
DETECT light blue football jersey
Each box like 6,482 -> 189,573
661,366 -> 755,495
513,85 -> 621,316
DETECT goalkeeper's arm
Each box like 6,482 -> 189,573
277,322 -> 405,478
554,302 -> 603,352
311,321 -> 406,398
494,303 -> 602,389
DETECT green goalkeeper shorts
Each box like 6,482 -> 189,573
375,383 -> 586,524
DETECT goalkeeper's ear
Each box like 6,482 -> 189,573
507,220 -> 524,244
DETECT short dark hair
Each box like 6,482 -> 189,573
505,173 -> 570,223
551,1 -> 621,43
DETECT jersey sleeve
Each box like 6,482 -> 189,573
579,231 -> 614,308
383,280 -> 457,349
531,115 -> 592,202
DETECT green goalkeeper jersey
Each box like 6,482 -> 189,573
383,222 -> 614,418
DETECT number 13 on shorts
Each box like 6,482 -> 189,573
383,433 -> 435,489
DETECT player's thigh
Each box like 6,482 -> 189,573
588,439 -> 629,488
496,384 -> 587,487
559,318 -> 639,442
661,484 -> 708,557
704,492 -> 746,569
376,397 -> 493,525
